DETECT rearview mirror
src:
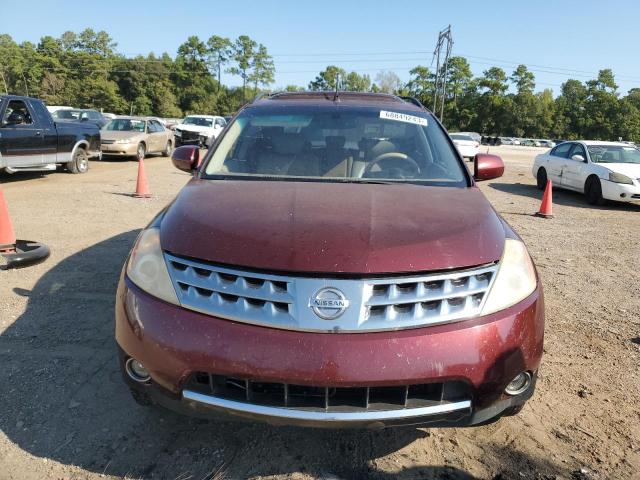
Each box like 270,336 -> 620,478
474,153 -> 504,181
171,145 -> 200,173
571,154 -> 585,162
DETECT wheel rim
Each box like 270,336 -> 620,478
137,145 -> 145,160
76,152 -> 88,172
165,142 -> 171,156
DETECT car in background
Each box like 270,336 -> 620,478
450,133 -> 480,160
1,95 -> 100,174
52,108 -> 110,129
537,140 -> 555,148
532,140 -> 640,205
100,117 -> 174,161
499,137 -> 514,145
102,112 -> 117,120
174,115 -> 226,148
457,131 -> 481,143
162,118 -> 183,130
46,105 -> 73,114
116,91 -> 543,429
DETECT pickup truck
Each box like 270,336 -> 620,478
174,115 -> 226,148
0,95 -> 101,174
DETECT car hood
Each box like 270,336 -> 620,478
160,180 -> 506,274
601,162 -> 640,178
100,130 -> 144,141
176,124 -> 214,133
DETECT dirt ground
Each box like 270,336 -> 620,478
1,146 -> 639,480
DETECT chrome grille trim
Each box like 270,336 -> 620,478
165,253 -> 498,333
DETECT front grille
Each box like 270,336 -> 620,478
186,373 -> 470,413
166,253 -> 295,327
165,253 -> 498,333
364,270 -> 493,323
179,130 -> 200,141
101,139 -> 115,144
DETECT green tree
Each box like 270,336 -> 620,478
343,71 -> 371,91
248,43 -> 275,96
228,35 -> 257,103
308,66 -> 346,90
206,35 -> 232,92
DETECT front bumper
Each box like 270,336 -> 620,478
600,179 -> 640,203
101,143 -> 139,156
116,275 -> 544,428
456,145 -> 479,158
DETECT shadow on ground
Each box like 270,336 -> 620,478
1,231 -> 573,479
490,182 -> 640,212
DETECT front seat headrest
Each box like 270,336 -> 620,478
272,133 -> 306,155
325,136 -> 346,149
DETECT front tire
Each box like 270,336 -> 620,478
136,143 -> 146,162
536,168 -> 547,190
585,176 -> 606,205
66,148 -> 89,174
163,140 -> 172,157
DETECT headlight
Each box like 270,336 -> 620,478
174,130 -> 182,137
609,172 -> 633,185
481,239 -> 537,315
115,138 -> 132,144
126,228 -> 179,305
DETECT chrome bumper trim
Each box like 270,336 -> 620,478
182,389 -> 471,423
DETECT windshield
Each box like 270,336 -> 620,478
203,105 -> 467,185
588,145 -> 640,164
104,119 -> 146,132
450,134 -> 474,141
184,117 -> 214,127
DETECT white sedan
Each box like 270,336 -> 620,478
532,141 -> 640,205
450,133 -> 480,160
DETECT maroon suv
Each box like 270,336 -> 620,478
115,92 -> 544,428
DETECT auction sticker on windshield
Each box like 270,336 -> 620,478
380,110 -> 428,126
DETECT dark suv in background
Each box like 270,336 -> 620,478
116,92 -> 544,428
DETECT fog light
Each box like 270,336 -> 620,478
505,371 -> 532,395
125,358 -> 151,383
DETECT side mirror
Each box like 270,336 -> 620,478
171,145 -> 200,173
474,153 -> 504,181
571,154 -> 586,163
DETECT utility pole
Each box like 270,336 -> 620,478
431,25 -> 453,122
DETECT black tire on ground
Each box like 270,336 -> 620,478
585,176 -> 606,206
536,168 -> 547,190
163,140 -> 172,157
129,388 -> 154,407
66,148 -> 89,174
502,404 -> 525,417
136,142 -> 146,162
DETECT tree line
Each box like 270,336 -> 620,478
0,29 -> 274,117
2,30 -> 639,141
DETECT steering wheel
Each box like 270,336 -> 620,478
362,152 -> 421,179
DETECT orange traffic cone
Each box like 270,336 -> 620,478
0,187 -> 17,252
133,158 -> 151,198
536,180 -> 553,218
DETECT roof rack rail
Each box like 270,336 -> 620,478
398,96 -> 429,110
252,92 -> 276,103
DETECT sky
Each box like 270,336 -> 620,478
2,0 -> 640,95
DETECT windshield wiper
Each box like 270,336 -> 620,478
344,179 -> 401,185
